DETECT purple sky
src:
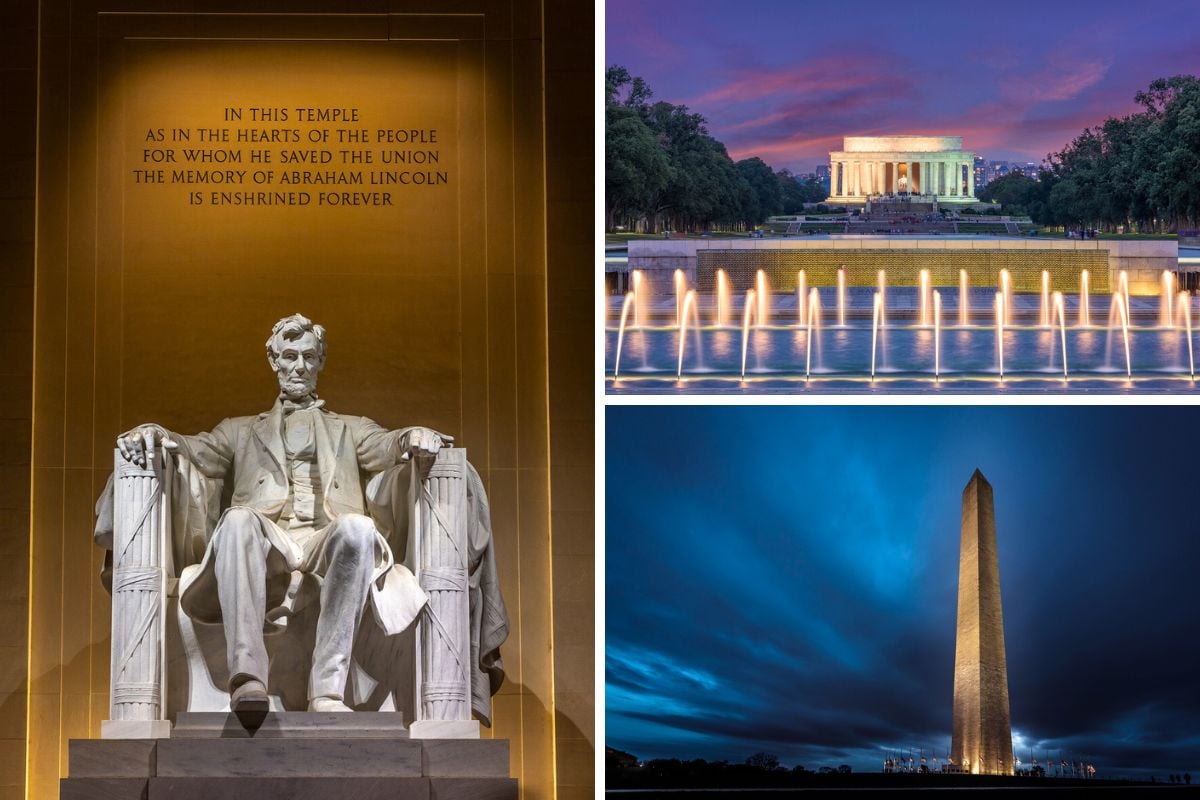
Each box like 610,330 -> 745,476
606,0 -> 1200,173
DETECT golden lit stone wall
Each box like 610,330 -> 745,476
28,4 -> 584,800
0,2 -> 37,798
697,249 -> 1111,293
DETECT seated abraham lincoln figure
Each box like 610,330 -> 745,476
98,313 -> 507,721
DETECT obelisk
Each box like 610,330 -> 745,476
951,469 -> 1014,775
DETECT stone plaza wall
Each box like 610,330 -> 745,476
696,249 -> 1109,293
627,237 -> 1179,296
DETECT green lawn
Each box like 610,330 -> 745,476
957,223 -> 1011,234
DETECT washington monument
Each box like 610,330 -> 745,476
951,469 -> 1014,775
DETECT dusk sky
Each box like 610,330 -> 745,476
606,0 -> 1200,172
606,406 -> 1200,778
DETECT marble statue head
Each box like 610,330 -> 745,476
265,313 -> 327,401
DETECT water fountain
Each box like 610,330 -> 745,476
631,269 -> 644,328
871,292 -> 882,382
933,290 -> 942,381
614,292 -> 635,378
796,270 -> 807,327
995,292 -> 1005,381
1040,270 -> 1050,329
1113,292 -> 1132,378
716,268 -> 731,328
677,290 -> 698,379
756,269 -> 770,328
1000,269 -> 1012,327
1079,269 -> 1091,327
1119,269 -> 1130,318
1181,291 -> 1195,380
1053,291 -> 1068,381
606,265 -> 1199,391
918,269 -> 930,327
674,269 -> 687,329
806,287 -> 820,382
1161,270 -> 1175,328
741,288 -> 758,381
877,270 -> 887,328
959,269 -> 969,327
837,267 -> 847,327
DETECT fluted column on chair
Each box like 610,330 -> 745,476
103,447 -> 172,740
410,447 -> 479,739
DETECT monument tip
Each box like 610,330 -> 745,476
966,467 -> 990,489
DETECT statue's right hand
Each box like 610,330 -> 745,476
116,424 -> 177,467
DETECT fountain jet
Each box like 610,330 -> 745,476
959,269 -> 969,327
995,292 -> 1005,381
1000,269 -> 1012,327
677,290 -> 698,379
871,292 -> 882,382
1181,290 -> 1195,380
1120,270 -> 1130,315
1040,270 -> 1050,328
1079,270 -> 1090,327
1113,292 -> 1132,379
756,269 -> 770,328
1053,291 -> 1068,381
837,267 -> 847,327
919,269 -> 930,327
614,291 -> 635,378
674,269 -> 687,329
716,268 -> 731,328
934,290 -> 942,381
877,270 -> 888,328
806,287 -> 821,382
740,288 -> 757,381
1161,270 -> 1175,328
797,270 -> 807,327
631,269 -> 644,328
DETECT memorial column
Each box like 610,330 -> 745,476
891,161 -> 899,195
967,161 -> 975,198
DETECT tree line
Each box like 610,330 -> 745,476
610,67 -> 1200,235
975,75 -> 1200,232
606,66 -> 826,233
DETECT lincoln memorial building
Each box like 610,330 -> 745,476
828,135 -> 977,204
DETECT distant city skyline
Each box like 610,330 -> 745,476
606,0 -> 1200,173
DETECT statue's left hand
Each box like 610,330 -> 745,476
399,427 -> 453,464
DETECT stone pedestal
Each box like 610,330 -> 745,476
61,714 -> 514,800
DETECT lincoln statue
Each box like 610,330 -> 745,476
97,313 -> 508,725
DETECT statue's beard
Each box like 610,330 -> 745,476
281,377 -> 315,399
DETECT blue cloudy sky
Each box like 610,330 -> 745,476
606,406 -> 1199,778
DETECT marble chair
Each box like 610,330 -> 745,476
100,445 -> 478,738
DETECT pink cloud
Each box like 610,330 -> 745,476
1016,58 -> 1112,103
684,55 -> 902,109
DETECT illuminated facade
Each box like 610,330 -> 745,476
827,135 -> 977,204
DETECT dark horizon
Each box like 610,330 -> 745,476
606,0 -> 1200,173
606,406 -> 1200,780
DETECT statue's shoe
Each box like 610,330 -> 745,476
308,696 -> 353,712
230,679 -> 269,712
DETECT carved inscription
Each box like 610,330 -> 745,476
131,106 -> 450,208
